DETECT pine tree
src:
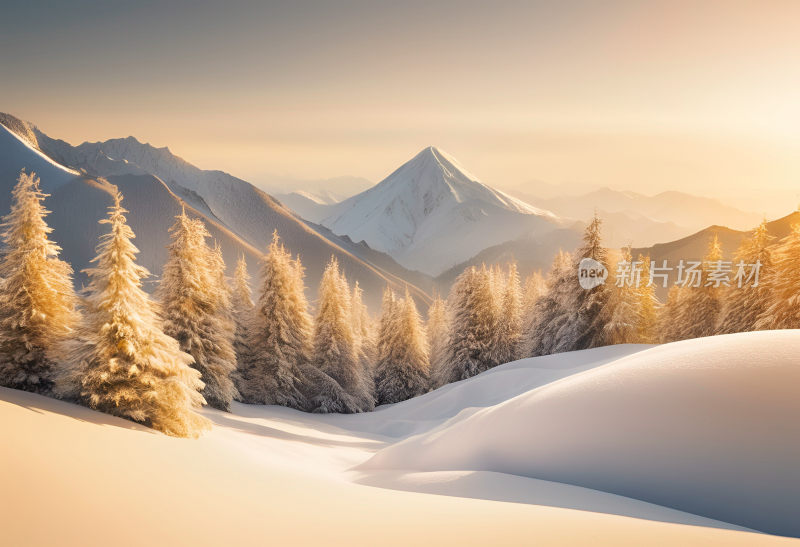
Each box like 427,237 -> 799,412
520,271 -> 545,356
495,262 -> 523,364
671,235 -> 724,340
0,170 -> 78,394
375,287 -> 400,375
340,269 -> 376,407
601,247 -> 639,345
717,220 -> 773,333
310,257 -> 374,412
209,240 -> 238,387
636,255 -> 659,343
351,280 -> 376,393
230,255 -> 254,396
374,288 -> 429,404
426,295 -> 449,389
572,213 -> 611,350
351,282 -> 369,361
439,265 -> 497,384
240,232 -> 310,408
55,191 -> 208,438
755,223 -> 800,329
486,265 -> 505,364
526,251 -> 578,356
522,271 -> 546,317
158,210 -> 238,411
658,285 -> 686,343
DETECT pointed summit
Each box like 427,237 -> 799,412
321,148 -> 561,276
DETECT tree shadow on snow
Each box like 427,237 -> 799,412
0,386 -> 155,434
204,408 -> 384,450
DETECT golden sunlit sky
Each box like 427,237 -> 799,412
2,0 -> 798,216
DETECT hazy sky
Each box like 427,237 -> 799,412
2,1 -> 799,215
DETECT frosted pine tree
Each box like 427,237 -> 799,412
426,295 -> 449,389
522,271 -> 546,316
440,265 -> 497,384
239,232 -> 310,408
340,269 -> 376,406
495,262 -> 523,364
375,287 -> 400,372
755,223 -> 800,329
208,241 -> 238,395
351,282 -> 369,360
601,247 -> 639,345
375,288 -> 429,404
526,251 -> 577,356
717,220 -> 773,333
209,242 -> 237,340
658,285 -> 686,342
55,191 -> 208,438
230,255 -> 254,395
672,235 -> 724,340
572,213 -> 611,350
520,271 -> 545,356
486,265 -> 505,363
636,255 -> 659,343
158,211 -> 238,411
0,170 -> 78,394
351,280 -> 376,393
310,257 -> 374,412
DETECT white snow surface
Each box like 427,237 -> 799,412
364,331 -> 800,538
3,332 -> 799,545
322,146 -> 563,275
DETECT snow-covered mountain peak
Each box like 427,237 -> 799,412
365,146 -> 554,218
321,147 -> 562,275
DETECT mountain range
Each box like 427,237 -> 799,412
1,111 -> 786,309
0,113 -> 429,311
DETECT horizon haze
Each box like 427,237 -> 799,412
2,1 -> 798,216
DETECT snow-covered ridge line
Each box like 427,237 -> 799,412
0,123 -> 80,176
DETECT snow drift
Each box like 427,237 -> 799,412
364,331 -> 800,537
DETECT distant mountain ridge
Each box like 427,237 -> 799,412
275,191 -> 340,223
632,210 -> 800,298
0,113 -> 431,311
509,186 -> 763,247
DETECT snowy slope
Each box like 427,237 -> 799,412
3,334 -> 794,545
0,114 -> 430,311
0,123 -> 80,194
0,123 -> 266,289
321,147 -> 564,276
364,331 -> 800,538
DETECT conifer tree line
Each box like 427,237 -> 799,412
2,169 -> 800,437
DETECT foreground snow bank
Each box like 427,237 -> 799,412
3,386 -> 778,546
364,331 -> 800,537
